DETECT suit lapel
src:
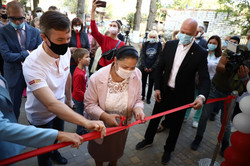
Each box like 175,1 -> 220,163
6,24 -> 21,51
166,40 -> 179,74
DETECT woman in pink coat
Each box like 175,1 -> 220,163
84,46 -> 145,166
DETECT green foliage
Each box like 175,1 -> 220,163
126,12 -> 134,28
170,0 -> 219,9
105,3 -> 113,18
20,0 -> 28,12
63,0 -> 78,13
156,0 -> 167,22
217,0 -> 250,35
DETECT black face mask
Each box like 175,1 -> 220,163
1,14 -> 7,19
45,35 -> 69,55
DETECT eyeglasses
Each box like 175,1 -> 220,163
8,17 -> 25,21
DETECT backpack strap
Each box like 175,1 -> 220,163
114,40 -> 121,50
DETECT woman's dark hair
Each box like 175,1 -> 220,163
71,17 -> 84,32
40,11 -> 70,36
116,46 -> 138,60
207,35 -> 222,58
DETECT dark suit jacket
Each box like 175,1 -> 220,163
197,37 -> 207,49
0,23 -> 42,88
154,40 -> 210,104
69,30 -> 90,50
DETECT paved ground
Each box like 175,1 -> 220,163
14,43 -> 225,166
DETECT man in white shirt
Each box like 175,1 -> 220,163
23,11 -> 106,166
136,18 -> 210,165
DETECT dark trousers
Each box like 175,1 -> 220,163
8,73 -> 26,120
141,70 -> 154,100
144,88 -> 187,153
34,117 -> 64,166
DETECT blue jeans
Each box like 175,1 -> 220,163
33,117 -> 64,166
72,97 -> 85,134
196,83 -> 233,148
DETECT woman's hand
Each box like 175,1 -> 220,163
84,120 -> 106,138
133,107 -> 145,122
91,0 -> 98,13
100,112 -> 120,127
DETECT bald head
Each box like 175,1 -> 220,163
180,18 -> 198,37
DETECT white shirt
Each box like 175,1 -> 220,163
207,52 -> 221,80
168,40 -> 194,88
23,43 -> 71,125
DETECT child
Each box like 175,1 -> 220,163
72,48 -> 90,135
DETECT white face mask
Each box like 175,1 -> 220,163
116,64 -> 134,79
73,26 -> 81,32
109,27 -> 118,34
36,12 -> 42,18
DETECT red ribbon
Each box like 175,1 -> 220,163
0,96 -> 234,166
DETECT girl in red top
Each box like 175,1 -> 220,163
91,0 -> 125,69
72,48 -> 90,135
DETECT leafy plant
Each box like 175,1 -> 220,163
217,0 -> 250,35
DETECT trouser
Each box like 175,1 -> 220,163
141,70 -> 154,100
144,87 -> 187,153
196,83 -> 232,148
34,117 -> 64,166
72,97 -> 85,134
8,74 -> 26,120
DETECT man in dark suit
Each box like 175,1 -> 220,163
136,18 -> 210,165
195,25 -> 207,49
0,1 -> 42,120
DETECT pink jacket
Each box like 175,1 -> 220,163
84,64 -> 144,122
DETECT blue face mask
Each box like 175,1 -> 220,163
178,33 -> 193,45
10,21 -> 25,29
149,38 -> 156,43
86,21 -> 90,26
207,44 -> 217,51
222,40 -> 228,47
247,41 -> 250,51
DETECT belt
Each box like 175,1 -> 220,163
166,86 -> 175,91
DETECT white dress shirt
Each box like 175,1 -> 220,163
168,40 -> 194,88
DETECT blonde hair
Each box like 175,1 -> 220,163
148,30 -> 159,41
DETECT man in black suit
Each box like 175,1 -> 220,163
135,18 -> 210,165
